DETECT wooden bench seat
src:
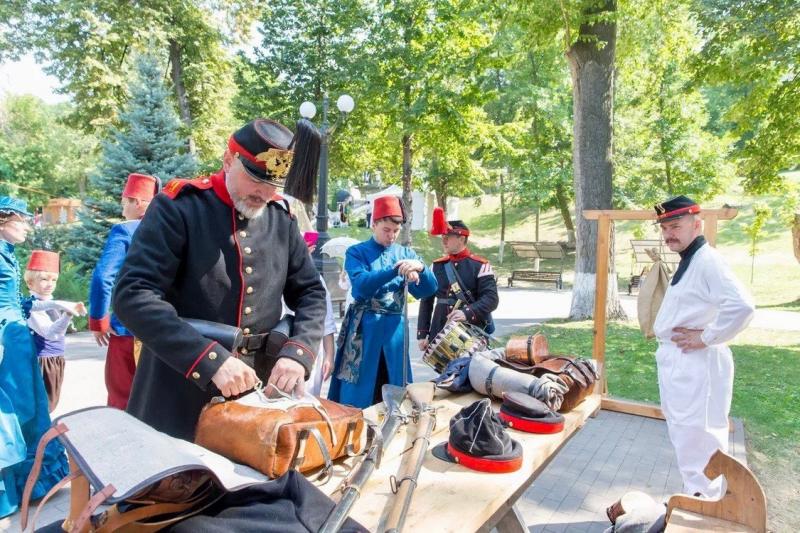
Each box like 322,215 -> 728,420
508,270 -> 562,289
664,450 -> 767,533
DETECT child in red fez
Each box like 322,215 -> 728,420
23,250 -> 86,411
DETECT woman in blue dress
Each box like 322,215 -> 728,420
0,196 -> 68,517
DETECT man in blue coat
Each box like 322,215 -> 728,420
89,173 -> 158,409
328,196 -> 437,408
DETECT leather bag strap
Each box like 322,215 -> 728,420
20,422 -> 69,530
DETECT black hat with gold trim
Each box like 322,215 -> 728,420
653,195 -> 700,224
228,118 -> 321,203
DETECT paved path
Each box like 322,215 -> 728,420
5,287 -> 788,531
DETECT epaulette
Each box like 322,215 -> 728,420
162,177 -> 213,199
469,253 -> 490,264
269,194 -> 294,217
433,255 -> 450,263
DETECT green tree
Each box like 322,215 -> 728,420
692,0 -> 800,193
5,0 -> 242,164
614,1 -> 735,206
0,95 -> 97,203
68,55 -> 196,272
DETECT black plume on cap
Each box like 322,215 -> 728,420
284,118 -> 321,204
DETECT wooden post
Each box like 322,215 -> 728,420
703,214 -> 719,247
592,215 -> 611,394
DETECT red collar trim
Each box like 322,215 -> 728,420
446,442 -> 522,473
211,170 -> 233,207
657,204 -> 700,220
499,411 -> 564,434
449,248 -> 470,261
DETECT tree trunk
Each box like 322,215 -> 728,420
793,213 -> 800,264
566,0 -> 626,321
555,180 -> 575,246
400,133 -> 413,246
168,39 -> 196,154
499,168 -> 507,263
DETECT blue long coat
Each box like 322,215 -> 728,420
328,238 -> 436,408
0,241 -> 68,517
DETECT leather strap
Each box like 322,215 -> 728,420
526,336 -> 534,365
292,428 -> 334,483
485,366 -> 498,398
241,332 -> 269,351
73,484 -> 116,533
25,471 -> 79,532
20,422 -> 69,530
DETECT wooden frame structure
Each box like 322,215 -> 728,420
582,208 -> 738,418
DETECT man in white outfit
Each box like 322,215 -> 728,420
652,195 -> 754,498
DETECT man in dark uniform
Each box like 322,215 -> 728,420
417,207 -> 499,351
113,118 -> 327,440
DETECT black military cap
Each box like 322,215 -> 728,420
654,195 -> 700,223
499,392 -> 565,434
227,118 -> 321,203
431,399 -> 523,473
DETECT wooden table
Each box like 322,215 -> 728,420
321,391 -> 601,532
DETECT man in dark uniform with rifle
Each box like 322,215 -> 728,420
417,207 -> 499,351
113,118 -> 327,440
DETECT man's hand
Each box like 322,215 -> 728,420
418,338 -> 429,351
268,357 -> 306,397
447,309 -> 466,323
395,259 -> 423,277
92,331 -> 110,347
211,357 -> 258,397
671,327 -> 706,353
405,270 -> 420,285
72,302 -> 87,316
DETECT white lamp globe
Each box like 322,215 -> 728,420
299,101 -> 317,119
336,94 -> 355,114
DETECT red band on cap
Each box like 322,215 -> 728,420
657,204 -> 700,220
499,411 -> 564,434
446,442 -> 523,473
228,136 -> 264,170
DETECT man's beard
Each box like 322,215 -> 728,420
233,198 -> 265,219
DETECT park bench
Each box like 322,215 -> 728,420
665,449 -> 766,533
506,241 -> 565,290
627,239 -> 679,294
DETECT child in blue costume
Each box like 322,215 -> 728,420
328,196 -> 437,408
0,197 -> 69,518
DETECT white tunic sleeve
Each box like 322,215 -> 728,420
319,277 -> 337,336
699,253 -> 755,346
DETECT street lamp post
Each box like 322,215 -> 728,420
300,92 -> 354,272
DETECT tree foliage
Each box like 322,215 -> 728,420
68,55 -> 196,273
0,95 -> 96,203
692,0 -> 800,193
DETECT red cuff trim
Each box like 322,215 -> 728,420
446,443 -> 522,473
185,341 -> 218,378
284,340 -> 314,358
88,316 -> 110,333
499,411 -> 564,434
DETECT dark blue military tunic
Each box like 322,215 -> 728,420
416,248 -> 499,342
113,171 -> 326,440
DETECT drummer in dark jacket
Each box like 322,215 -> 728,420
417,207 -> 499,351
113,118 -> 327,440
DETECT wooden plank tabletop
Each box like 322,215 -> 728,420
319,391 -> 601,532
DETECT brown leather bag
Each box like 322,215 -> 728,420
195,396 -> 365,480
532,357 -> 598,412
496,355 -> 598,413
504,333 -> 549,365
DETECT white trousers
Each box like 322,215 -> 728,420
656,342 -> 733,497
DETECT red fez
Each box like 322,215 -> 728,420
430,206 -> 470,237
27,250 -> 59,272
373,196 -> 405,223
122,173 -> 159,201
